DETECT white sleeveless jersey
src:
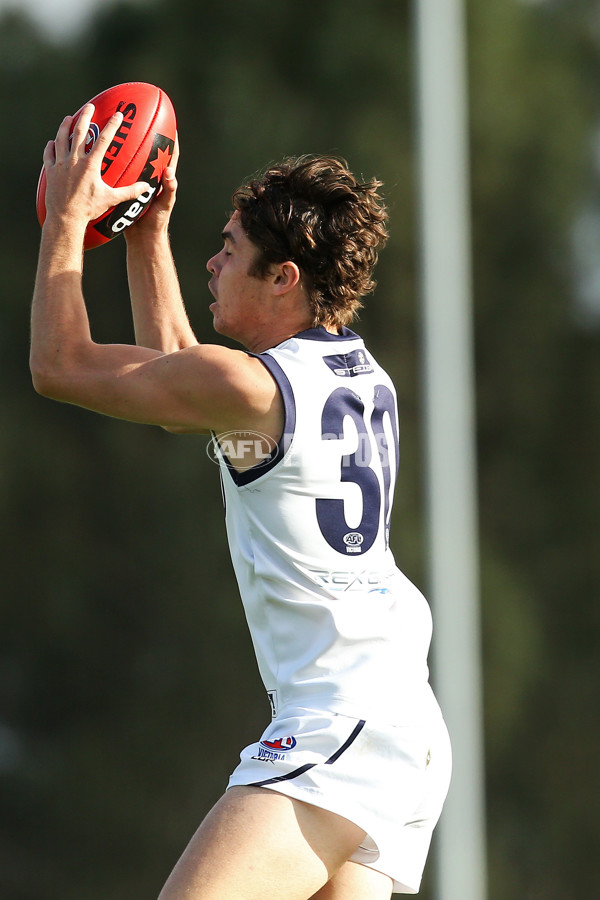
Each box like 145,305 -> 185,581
216,326 -> 435,724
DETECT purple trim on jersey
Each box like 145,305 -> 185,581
221,353 -> 296,488
294,325 -> 360,342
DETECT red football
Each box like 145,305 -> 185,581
36,82 -> 177,250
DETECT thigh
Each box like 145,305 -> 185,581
157,786 -> 367,900
310,861 -> 393,900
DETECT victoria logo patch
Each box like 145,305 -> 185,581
261,736 -> 297,752
252,734 -> 298,763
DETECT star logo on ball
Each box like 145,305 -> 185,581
148,145 -> 172,180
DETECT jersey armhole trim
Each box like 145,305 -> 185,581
221,352 -> 296,488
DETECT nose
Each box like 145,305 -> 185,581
206,254 -> 217,274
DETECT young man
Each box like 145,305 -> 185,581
31,106 -> 451,899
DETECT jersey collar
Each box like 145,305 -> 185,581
293,325 -> 360,342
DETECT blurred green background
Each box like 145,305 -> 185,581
1,0 -> 599,897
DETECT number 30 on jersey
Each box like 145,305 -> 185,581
316,384 -> 398,556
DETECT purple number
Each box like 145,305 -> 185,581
316,385 -> 398,555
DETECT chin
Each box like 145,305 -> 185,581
212,317 -> 239,345
212,318 -> 229,338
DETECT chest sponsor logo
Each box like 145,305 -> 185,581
323,349 -> 374,378
311,568 -> 395,591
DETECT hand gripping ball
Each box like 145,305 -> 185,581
36,82 -> 177,250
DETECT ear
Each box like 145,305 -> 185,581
272,261 -> 301,295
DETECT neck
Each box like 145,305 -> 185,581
249,322 -> 343,354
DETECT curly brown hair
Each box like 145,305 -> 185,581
232,155 -> 389,328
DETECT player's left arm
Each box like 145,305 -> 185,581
124,135 -> 199,353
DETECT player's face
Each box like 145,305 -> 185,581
206,213 -> 272,348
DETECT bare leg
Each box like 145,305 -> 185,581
158,786 -> 367,900
310,860 -> 393,899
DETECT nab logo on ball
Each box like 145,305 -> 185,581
93,131 -> 174,240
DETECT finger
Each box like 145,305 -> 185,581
111,180 -> 152,206
162,165 -> 178,187
71,103 -> 95,159
88,109 -> 124,162
54,115 -> 74,156
163,135 -> 179,187
170,132 -> 180,171
151,167 -> 177,214
42,139 -> 56,167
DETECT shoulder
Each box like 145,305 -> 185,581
164,343 -> 282,434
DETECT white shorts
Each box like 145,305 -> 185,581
227,690 -> 452,894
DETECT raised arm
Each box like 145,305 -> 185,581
124,136 -> 199,353
30,105 -> 282,439
30,105 -> 161,391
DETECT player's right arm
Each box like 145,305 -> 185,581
123,135 -> 199,353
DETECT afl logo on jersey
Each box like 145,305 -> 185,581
206,430 -> 279,470
343,532 -> 364,553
